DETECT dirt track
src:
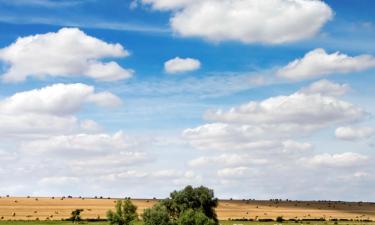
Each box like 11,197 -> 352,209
0,197 -> 374,221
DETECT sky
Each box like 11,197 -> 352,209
0,0 -> 375,201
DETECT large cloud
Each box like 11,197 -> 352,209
184,81 -> 365,152
205,93 -> 364,127
0,28 -> 133,82
0,83 -> 121,136
277,48 -> 375,80
141,0 -> 333,44
183,80 -> 374,199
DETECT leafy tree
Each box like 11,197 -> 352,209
107,199 -> 138,225
143,203 -> 172,225
161,185 -> 218,223
70,209 -> 84,223
177,209 -> 216,225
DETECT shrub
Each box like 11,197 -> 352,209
107,199 -> 138,225
177,209 -> 216,225
143,204 -> 172,225
276,216 -> 284,223
70,209 -> 84,223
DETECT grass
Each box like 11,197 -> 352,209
0,221 -> 375,225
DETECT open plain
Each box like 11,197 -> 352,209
0,197 -> 374,221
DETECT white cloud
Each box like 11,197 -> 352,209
0,27 -> 133,82
142,0 -> 333,44
0,149 -> 17,161
282,140 -> 313,153
217,167 -> 252,178
69,152 -> 150,168
164,57 -> 201,74
0,83 -> 122,115
21,131 -> 135,155
302,152 -> 368,168
0,83 -> 121,136
189,154 -> 268,167
299,79 -> 350,96
184,84 -> 365,154
182,81 -> 373,196
205,93 -> 364,126
38,176 -> 79,186
335,126 -> 375,141
277,48 -> 375,80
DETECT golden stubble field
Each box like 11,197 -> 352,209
0,197 -> 374,221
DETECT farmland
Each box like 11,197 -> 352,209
0,197 -> 374,221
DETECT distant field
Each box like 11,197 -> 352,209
0,197 -> 375,221
0,221 -> 375,225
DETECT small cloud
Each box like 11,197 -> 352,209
164,57 -> 201,74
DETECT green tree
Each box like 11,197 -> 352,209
143,203 -> 172,225
107,199 -> 138,225
162,185 -> 218,223
70,209 -> 84,223
177,209 -> 216,225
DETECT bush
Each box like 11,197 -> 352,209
143,204 -> 172,225
107,199 -> 138,225
177,209 -> 216,225
70,209 -> 84,223
276,216 -> 284,223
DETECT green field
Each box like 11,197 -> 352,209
0,221 -> 375,225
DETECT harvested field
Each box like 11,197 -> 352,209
0,197 -> 374,221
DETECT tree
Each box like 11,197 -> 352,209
143,203 -> 172,225
107,199 -> 138,225
70,209 -> 84,223
177,209 -> 216,225
161,185 -> 218,223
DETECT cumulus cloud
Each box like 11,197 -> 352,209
205,93 -> 364,126
164,57 -> 201,74
189,154 -> 269,167
335,126 -> 375,141
141,0 -> 333,44
0,83 -> 121,136
38,176 -> 80,186
282,140 -> 313,153
0,83 -> 122,115
182,81 -> 374,197
299,79 -> 350,96
217,167 -> 252,178
0,27 -> 133,82
184,84 -> 365,154
302,152 -> 368,168
69,152 -> 151,168
21,131 -> 135,155
277,48 -> 375,80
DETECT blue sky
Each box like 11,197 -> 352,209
0,0 -> 375,200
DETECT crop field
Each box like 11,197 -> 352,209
0,197 -> 374,221
0,221 -> 374,225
